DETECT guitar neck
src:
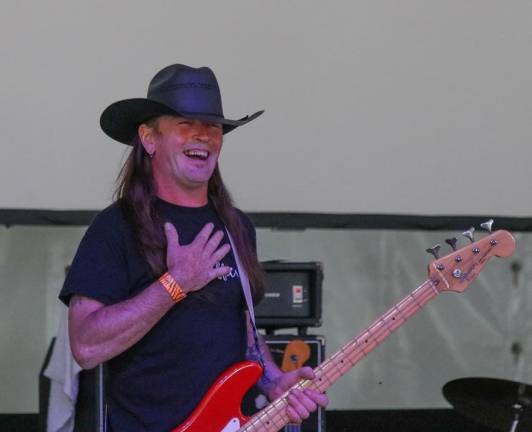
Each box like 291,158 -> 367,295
240,279 -> 440,432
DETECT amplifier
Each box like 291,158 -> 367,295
256,261 -> 323,329
242,334 -> 326,432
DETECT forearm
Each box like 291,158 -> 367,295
245,318 -> 283,398
69,280 -> 174,369
255,334 -> 284,396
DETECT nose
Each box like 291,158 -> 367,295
191,121 -> 211,143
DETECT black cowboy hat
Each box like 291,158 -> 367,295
100,64 -> 264,145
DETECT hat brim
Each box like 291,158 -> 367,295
100,98 -> 264,145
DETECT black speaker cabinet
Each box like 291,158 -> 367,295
257,261 -> 323,329
73,365 -> 106,432
242,334 -> 326,432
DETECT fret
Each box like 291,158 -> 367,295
316,362 -> 341,386
383,306 -> 406,331
254,407 -> 283,432
367,319 -> 391,343
395,295 -> 415,316
254,413 -> 270,431
355,331 -> 378,352
414,281 -> 438,304
334,354 -> 355,376
381,307 -> 406,333
322,347 -> 353,374
327,348 -> 352,376
408,292 -> 423,309
267,403 -> 286,428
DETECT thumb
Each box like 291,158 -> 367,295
296,366 -> 315,380
164,222 -> 180,251
279,369 -> 304,388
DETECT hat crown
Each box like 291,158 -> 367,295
147,64 -> 224,118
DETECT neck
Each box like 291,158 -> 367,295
155,181 -> 209,207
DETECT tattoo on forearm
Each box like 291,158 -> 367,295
247,339 -> 273,387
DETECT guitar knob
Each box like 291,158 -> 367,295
480,219 -> 494,232
462,227 -> 475,243
426,244 -> 441,259
445,237 -> 458,251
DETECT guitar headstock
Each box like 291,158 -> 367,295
427,224 -> 516,293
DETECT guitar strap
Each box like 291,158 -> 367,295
226,230 -> 257,327
226,230 -> 268,372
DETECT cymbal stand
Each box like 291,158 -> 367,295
509,383 -> 531,432
508,403 -> 523,432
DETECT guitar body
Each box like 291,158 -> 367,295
172,361 -> 262,432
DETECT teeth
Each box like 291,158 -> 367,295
184,150 -> 208,159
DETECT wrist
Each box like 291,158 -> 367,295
258,364 -> 283,399
159,272 -> 187,303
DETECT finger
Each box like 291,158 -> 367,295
203,230 -> 225,256
207,264 -> 232,281
304,389 -> 329,407
209,243 -> 231,265
193,223 -> 215,247
278,369 -> 302,388
291,388 -> 317,413
287,391 -> 311,420
285,406 -> 302,424
297,367 -> 315,380
164,222 -> 180,250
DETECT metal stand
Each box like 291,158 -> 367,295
509,403 -> 523,432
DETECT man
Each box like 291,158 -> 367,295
60,64 -> 328,431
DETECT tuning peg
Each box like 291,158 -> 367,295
462,227 -> 475,243
425,244 -> 441,259
445,237 -> 458,251
480,219 -> 494,232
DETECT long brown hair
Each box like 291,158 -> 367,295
114,124 -> 265,302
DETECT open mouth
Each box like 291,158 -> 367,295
183,149 -> 209,161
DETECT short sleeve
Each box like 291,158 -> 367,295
59,207 -> 131,306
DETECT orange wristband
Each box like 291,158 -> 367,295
159,272 -> 187,303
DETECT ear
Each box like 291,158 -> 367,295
138,123 -> 156,156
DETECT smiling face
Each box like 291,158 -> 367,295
139,115 -> 223,205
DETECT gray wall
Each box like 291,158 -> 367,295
1,0 -> 531,214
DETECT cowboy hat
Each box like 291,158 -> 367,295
100,63 -> 264,145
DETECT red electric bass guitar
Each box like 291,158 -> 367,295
173,226 -> 515,432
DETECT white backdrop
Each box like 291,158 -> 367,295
1,1 -> 531,215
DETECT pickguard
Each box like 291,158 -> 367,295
221,418 -> 240,432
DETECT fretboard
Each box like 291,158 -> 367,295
239,279 -> 440,432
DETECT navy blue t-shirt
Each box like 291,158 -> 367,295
60,198 -> 255,431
